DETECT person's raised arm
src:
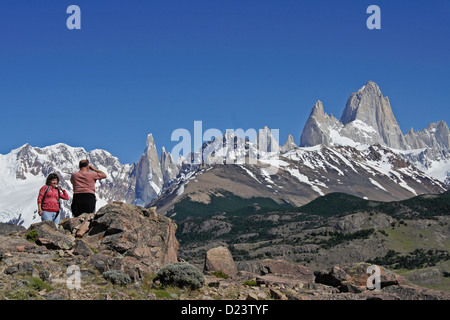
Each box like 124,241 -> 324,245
89,165 -> 107,179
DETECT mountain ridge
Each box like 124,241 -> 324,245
1,81 -> 449,227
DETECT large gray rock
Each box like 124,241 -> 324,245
204,246 -> 238,278
84,201 -> 179,276
29,221 -> 75,250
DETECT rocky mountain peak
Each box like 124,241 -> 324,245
160,147 -> 179,185
340,81 -> 407,149
257,126 -> 279,153
300,81 -> 410,150
146,134 -> 156,150
300,100 -> 341,147
280,134 -> 297,153
310,100 -> 325,119
433,121 -> 450,149
135,134 -> 165,206
404,120 -> 450,162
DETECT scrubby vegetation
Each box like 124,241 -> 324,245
211,270 -> 229,279
367,249 -> 450,270
155,262 -> 205,290
170,191 -> 291,219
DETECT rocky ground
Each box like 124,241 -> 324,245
0,202 -> 448,300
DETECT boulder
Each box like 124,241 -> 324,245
72,239 -> 93,257
84,202 -> 179,275
204,246 -> 238,278
60,213 -> 95,238
269,288 -> 288,300
29,221 -> 75,250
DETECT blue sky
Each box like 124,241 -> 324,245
0,0 -> 449,164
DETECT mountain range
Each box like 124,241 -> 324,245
150,81 -> 450,218
1,81 -> 449,227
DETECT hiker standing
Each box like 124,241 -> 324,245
70,160 -> 107,217
37,173 -> 69,225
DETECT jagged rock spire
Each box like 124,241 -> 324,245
135,134 -> 164,206
160,146 -> 179,184
280,134 -> 297,153
300,100 -> 339,147
341,81 -> 407,149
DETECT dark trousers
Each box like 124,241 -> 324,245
71,193 -> 96,217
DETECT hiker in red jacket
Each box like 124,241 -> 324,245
37,173 -> 69,225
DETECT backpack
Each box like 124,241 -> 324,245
41,186 -> 62,218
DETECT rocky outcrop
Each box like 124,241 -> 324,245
0,202 -> 180,285
81,202 -> 179,275
238,259 -> 315,289
0,223 -> 448,300
30,221 -> 75,250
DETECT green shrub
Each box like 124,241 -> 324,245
155,262 -> 205,290
155,290 -> 172,299
26,229 -> 39,242
211,270 -> 229,279
243,280 -> 258,286
102,270 -> 132,286
30,277 -> 53,291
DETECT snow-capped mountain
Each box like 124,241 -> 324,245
148,81 -> 450,217
1,80 -> 449,226
149,134 -> 447,217
0,143 -> 136,227
300,81 -> 450,184
0,139 -> 179,227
